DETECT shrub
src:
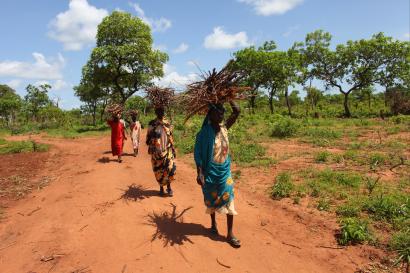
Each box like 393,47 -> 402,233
338,218 -> 372,245
271,117 -> 300,138
271,172 -> 294,200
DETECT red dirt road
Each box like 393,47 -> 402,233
0,134 -> 377,273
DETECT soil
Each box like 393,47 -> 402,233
0,132 -> 396,273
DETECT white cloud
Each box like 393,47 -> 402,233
53,79 -> 69,90
204,27 -> 251,50
173,43 -> 189,54
155,64 -> 198,89
239,0 -> 304,16
48,0 -> 108,50
283,25 -> 300,37
6,79 -> 22,89
0,53 -> 65,80
130,2 -> 172,32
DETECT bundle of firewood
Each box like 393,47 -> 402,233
146,86 -> 175,108
180,62 -> 249,121
105,103 -> 123,116
127,109 -> 139,117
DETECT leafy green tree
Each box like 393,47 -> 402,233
301,30 -> 393,117
88,11 -> 168,104
0,84 -> 22,126
24,84 -> 51,121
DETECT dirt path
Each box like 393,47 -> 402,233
0,133 -> 377,273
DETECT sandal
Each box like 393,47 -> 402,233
167,188 -> 174,197
227,236 -> 241,248
159,188 -> 165,197
210,226 -> 219,235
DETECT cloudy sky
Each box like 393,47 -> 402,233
1,0 -> 409,109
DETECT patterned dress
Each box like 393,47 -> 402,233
194,117 -> 237,215
146,118 -> 176,186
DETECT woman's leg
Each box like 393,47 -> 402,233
166,182 -> 173,196
227,215 -> 241,247
211,213 -> 217,231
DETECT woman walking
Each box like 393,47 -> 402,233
194,101 -> 241,248
107,106 -> 127,163
146,87 -> 176,196
129,111 -> 141,156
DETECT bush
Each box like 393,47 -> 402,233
271,117 -> 300,138
271,172 -> 294,200
338,218 -> 372,245
0,140 -> 49,154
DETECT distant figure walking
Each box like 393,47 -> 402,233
129,112 -> 141,156
106,105 -> 127,163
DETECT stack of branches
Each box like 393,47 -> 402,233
126,109 -> 139,118
146,86 -> 175,109
105,103 -> 123,116
181,62 -> 250,121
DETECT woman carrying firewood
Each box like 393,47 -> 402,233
146,87 -> 177,197
128,110 -> 141,156
194,102 -> 241,248
183,63 -> 248,248
106,104 -> 127,163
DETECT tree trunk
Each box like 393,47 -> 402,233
92,103 -> 97,126
285,88 -> 292,116
268,87 -> 274,114
343,92 -> 351,118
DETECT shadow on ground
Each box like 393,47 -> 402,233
97,156 -> 118,163
120,184 -> 159,202
147,203 -> 225,247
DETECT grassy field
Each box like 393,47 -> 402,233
173,113 -> 410,267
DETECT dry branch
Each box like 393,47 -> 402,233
146,86 -> 175,108
180,62 -> 250,121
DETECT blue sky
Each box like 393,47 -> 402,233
0,0 -> 409,109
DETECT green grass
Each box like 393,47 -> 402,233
314,150 -> 332,163
270,172 -> 294,200
338,217 -> 373,245
0,140 -> 49,154
271,116 -> 300,138
389,230 -> 410,266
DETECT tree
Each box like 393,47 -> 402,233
24,84 -> 51,121
354,86 -> 374,110
301,30 -> 392,117
231,43 -> 279,113
0,84 -> 22,126
75,59 -> 109,125
88,11 -> 168,105
305,86 -> 323,113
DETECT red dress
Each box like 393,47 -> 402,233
108,120 -> 125,156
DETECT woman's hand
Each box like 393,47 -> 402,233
196,167 -> 204,186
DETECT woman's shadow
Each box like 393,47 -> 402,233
146,203 -> 225,247
119,184 -> 159,202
